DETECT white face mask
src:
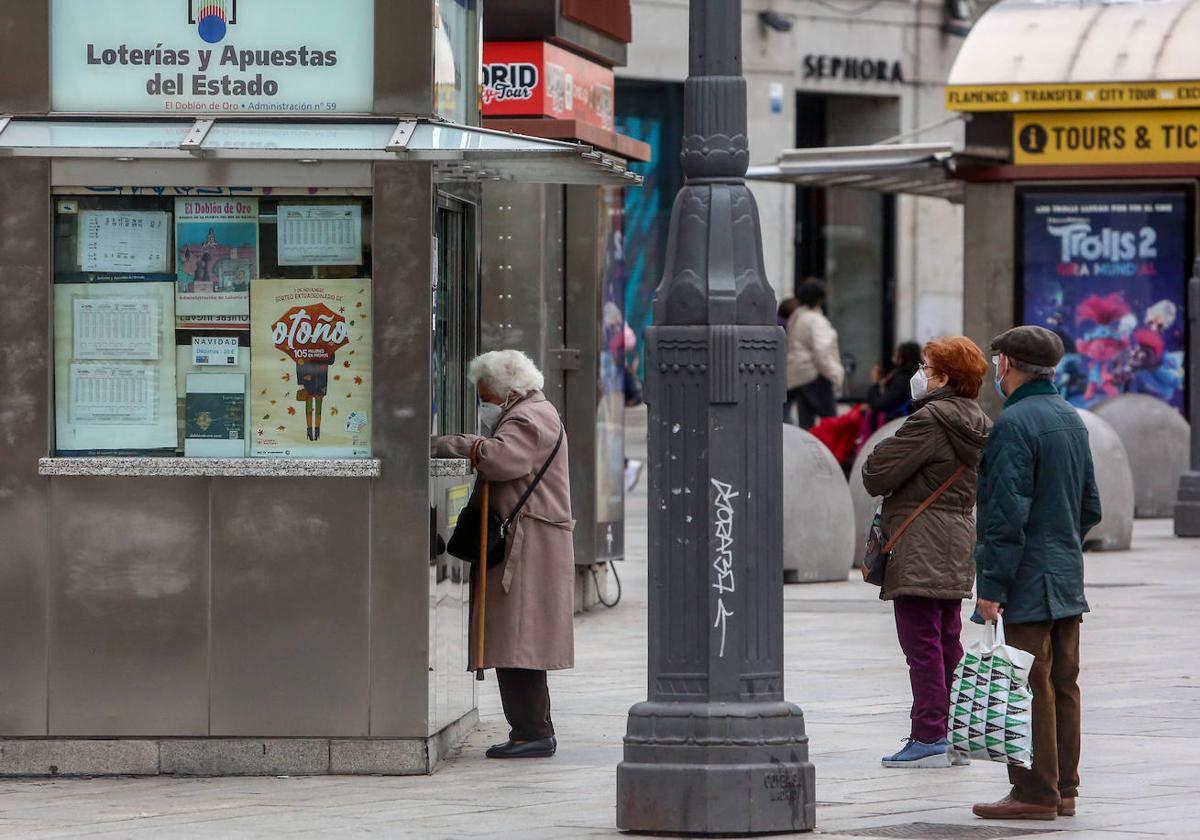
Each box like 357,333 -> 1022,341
909,368 -> 929,402
478,403 -> 503,437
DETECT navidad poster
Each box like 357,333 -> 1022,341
1021,191 -> 1188,412
175,197 -> 258,327
250,279 -> 372,458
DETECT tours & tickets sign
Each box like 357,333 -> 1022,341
1015,110 -> 1200,165
51,0 -> 374,113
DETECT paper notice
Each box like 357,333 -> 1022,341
278,204 -> 363,266
175,197 -> 258,321
73,298 -> 160,360
191,336 -> 240,366
68,363 -> 157,424
77,210 -> 171,273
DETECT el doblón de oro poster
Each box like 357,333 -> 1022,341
251,279 -> 371,458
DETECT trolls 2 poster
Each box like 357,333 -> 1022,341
249,279 -> 372,458
1021,191 -> 1188,413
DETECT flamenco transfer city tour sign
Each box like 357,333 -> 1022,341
50,0 -> 374,114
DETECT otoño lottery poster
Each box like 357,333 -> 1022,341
249,279 -> 372,458
1021,191 -> 1188,413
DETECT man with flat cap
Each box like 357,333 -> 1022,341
972,325 -> 1102,822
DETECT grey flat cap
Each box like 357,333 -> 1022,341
990,325 -> 1065,369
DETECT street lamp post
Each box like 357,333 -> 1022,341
1174,258 -> 1200,536
614,0 -> 816,834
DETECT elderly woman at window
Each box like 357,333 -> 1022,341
431,350 -> 573,760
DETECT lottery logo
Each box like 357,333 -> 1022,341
189,0 -> 238,44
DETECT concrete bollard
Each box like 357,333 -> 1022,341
848,418 -> 906,567
1093,394 -> 1191,519
782,424 -> 857,582
1076,408 -> 1135,551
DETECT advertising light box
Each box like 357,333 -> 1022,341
1021,190 -> 1190,414
51,0 -> 374,114
483,41 -> 614,131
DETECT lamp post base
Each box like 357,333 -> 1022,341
1175,472 -> 1200,537
616,701 -> 816,835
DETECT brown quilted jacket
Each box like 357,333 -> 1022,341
861,387 -> 991,601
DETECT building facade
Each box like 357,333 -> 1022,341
619,0 -> 974,395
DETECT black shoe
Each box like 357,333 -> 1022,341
485,736 -> 556,759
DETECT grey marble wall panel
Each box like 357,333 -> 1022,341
0,158 -> 50,735
0,1 -> 49,113
48,478 -> 209,736
368,162 -> 438,737
210,478 -> 370,736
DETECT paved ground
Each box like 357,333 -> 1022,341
2,413 -> 1197,838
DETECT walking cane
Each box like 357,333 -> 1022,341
475,482 -> 489,681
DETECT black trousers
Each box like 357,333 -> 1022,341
495,668 -> 554,741
786,376 -> 837,429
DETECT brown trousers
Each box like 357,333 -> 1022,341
1003,616 -> 1082,807
495,668 -> 554,741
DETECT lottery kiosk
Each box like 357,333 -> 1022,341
0,0 -> 636,775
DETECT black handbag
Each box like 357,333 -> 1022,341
861,463 -> 966,586
446,423 -> 564,567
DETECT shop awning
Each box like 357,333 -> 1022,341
0,117 -> 641,186
746,143 -> 965,202
948,0 -> 1200,89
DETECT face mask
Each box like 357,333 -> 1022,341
478,402 -> 503,437
993,355 -> 1007,398
909,369 -> 929,402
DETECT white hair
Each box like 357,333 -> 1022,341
467,350 -> 544,399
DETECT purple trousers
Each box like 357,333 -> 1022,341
893,596 -> 963,743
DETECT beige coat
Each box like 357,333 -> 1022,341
431,392 -> 575,671
786,306 -> 844,390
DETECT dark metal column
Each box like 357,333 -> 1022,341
1174,258 -> 1200,536
615,0 -> 816,833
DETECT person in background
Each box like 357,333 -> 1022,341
623,323 -> 644,493
862,336 -> 991,768
868,341 -> 923,421
785,280 -> 844,429
431,350 -> 574,760
972,326 -> 1101,821
778,296 -> 801,329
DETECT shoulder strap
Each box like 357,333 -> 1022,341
501,422 -> 565,531
883,463 -> 968,553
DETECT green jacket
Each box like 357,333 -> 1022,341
973,380 -> 1102,624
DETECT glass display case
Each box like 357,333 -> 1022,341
51,190 -> 374,458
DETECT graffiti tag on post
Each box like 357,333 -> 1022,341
711,478 -> 738,657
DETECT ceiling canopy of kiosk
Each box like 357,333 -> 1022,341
948,0 -> 1200,94
0,117 -> 641,186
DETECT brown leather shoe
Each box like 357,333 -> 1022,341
1058,797 -> 1076,817
973,794 -> 1057,821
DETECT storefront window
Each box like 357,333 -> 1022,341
52,190 -> 374,458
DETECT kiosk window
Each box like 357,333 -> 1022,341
51,192 -> 374,459
433,199 -> 473,437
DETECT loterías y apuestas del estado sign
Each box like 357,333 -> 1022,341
51,0 -> 375,114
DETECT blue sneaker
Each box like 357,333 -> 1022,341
881,737 -> 952,768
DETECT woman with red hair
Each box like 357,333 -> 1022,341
862,336 -> 992,768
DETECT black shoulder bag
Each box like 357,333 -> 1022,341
446,423 -> 564,568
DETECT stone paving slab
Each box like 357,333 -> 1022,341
0,411 -> 1195,837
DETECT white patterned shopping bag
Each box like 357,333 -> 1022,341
947,616 -> 1035,769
